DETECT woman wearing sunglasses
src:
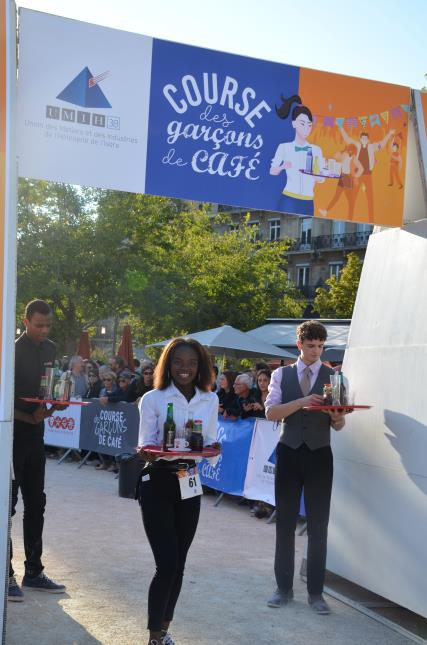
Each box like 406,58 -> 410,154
137,338 -> 219,645
85,369 -> 103,398
98,371 -> 118,404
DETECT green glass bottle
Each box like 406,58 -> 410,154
163,402 -> 176,451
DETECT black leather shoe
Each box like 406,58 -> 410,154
308,594 -> 331,614
267,588 -> 294,608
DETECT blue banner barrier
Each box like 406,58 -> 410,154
79,400 -> 139,456
199,416 -> 255,496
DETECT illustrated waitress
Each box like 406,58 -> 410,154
137,338 -> 219,645
270,94 -> 324,216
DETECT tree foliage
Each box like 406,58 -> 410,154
17,179 -> 305,352
312,252 -> 362,318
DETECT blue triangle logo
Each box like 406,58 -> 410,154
268,448 -> 276,465
56,67 -> 111,108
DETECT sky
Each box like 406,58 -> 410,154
15,0 -> 426,90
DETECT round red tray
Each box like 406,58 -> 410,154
302,405 -> 371,412
142,445 -> 220,458
21,397 -> 91,406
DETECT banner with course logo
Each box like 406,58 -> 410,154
243,419 -> 280,506
17,9 -> 152,194
44,402 -> 82,449
199,416 -> 254,495
17,8 -> 411,226
243,419 -> 305,514
78,400 -> 139,456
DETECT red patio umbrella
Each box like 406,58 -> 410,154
77,331 -> 91,359
118,324 -> 135,372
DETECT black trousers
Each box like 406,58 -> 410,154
10,427 -> 46,578
138,467 -> 201,631
274,442 -> 333,596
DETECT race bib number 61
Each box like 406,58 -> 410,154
177,466 -> 203,500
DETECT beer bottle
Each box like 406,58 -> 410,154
163,402 -> 176,451
185,411 -> 194,444
190,419 -> 204,452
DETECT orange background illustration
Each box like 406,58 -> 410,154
299,68 -> 411,227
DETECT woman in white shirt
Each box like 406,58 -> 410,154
137,338 -> 219,645
270,94 -> 324,217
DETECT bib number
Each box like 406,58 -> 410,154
177,466 -> 203,499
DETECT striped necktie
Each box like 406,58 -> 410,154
300,366 -> 312,396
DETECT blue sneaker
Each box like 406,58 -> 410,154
22,572 -> 66,594
8,576 -> 24,602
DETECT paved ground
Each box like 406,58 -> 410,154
6,459 -> 415,645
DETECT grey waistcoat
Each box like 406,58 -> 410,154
279,363 -> 335,450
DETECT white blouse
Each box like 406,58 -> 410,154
138,382 -> 219,449
271,141 -> 324,199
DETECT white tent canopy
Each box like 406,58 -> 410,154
146,324 -> 295,360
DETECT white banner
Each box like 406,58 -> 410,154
17,9 -> 152,193
243,418 -> 281,505
44,403 -> 82,449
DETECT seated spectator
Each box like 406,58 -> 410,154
252,369 -> 272,418
133,358 -> 141,375
85,369 -> 103,398
98,364 -> 110,381
249,361 -> 270,390
211,365 -> 219,392
61,355 -> 88,398
99,371 -> 118,403
233,373 -> 256,419
109,355 -> 127,377
128,364 -> 154,404
84,358 -> 99,375
217,371 -> 240,418
102,369 -> 134,403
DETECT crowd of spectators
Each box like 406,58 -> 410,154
50,354 -> 274,513
216,362 -> 271,421
48,354 -> 156,473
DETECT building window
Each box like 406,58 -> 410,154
269,219 -> 281,241
331,220 -> 345,247
300,218 -> 312,248
356,223 -> 373,246
297,265 -> 310,286
329,262 -> 343,278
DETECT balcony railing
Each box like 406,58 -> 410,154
289,231 -> 371,252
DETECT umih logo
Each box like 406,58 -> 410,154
263,447 -> 276,474
57,66 -> 112,108
46,66 -> 120,130
267,448 -> 276,466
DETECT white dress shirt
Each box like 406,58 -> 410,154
138,382 -> 219,449
265,357 -> 323,412
271,142 -> 324,199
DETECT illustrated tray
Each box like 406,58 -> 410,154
142,446 -> 220,458
300,169 -> 340,179
21,397 -> 91,406
302,405 -> 371,412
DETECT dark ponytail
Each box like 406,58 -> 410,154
275,94 -> 313,122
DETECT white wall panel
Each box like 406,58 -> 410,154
328,223 -> 427,618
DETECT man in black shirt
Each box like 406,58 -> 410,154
8,300 -> 66,601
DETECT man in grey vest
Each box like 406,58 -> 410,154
265,321 -> 347,614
